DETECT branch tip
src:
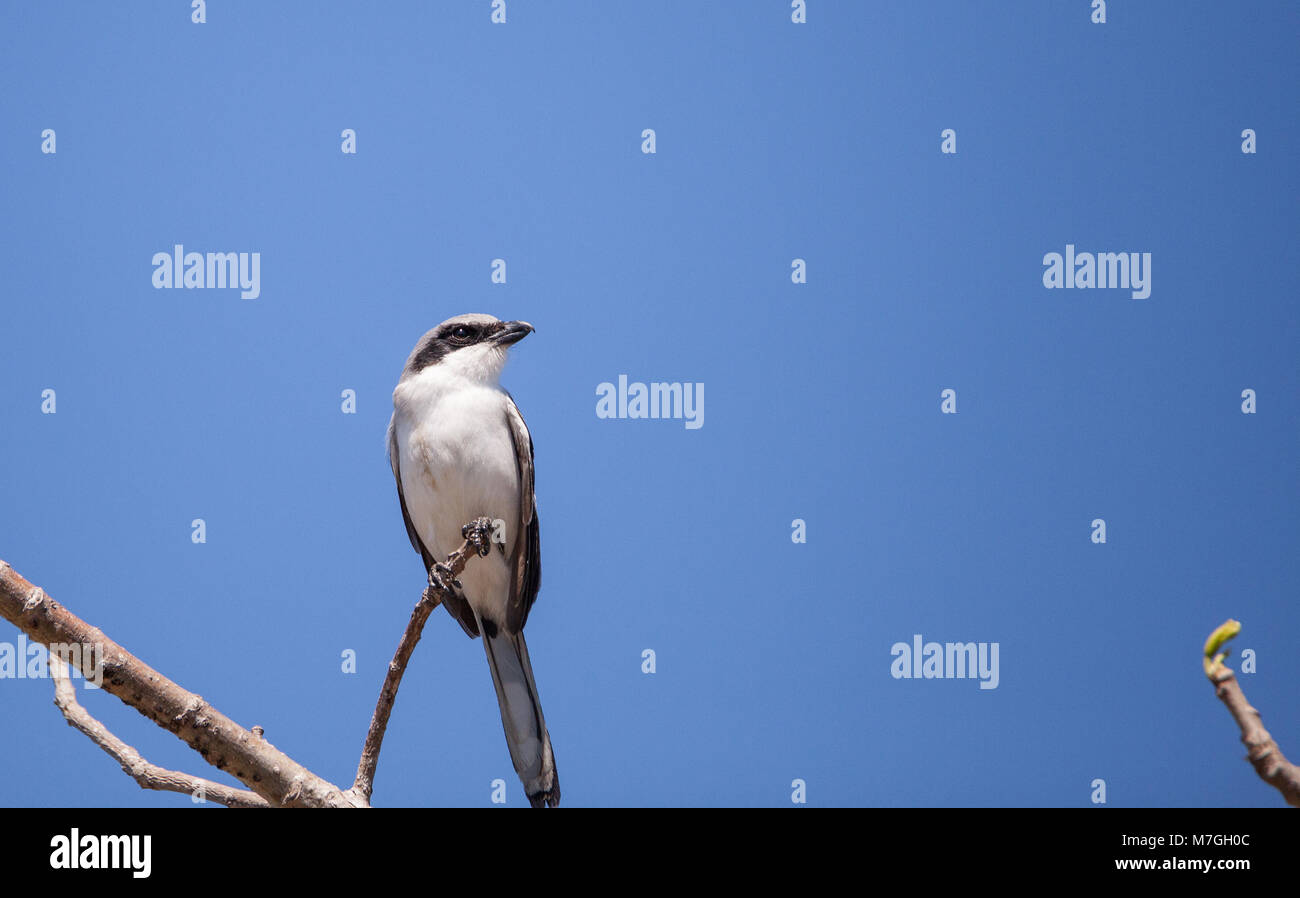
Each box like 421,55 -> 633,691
1203,618 -> 1241,679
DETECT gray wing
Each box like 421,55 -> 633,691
502,393 -> 541,634
387,415 -> 479,638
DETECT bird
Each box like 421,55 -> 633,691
387,313 -> 559,808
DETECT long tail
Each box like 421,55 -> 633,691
480,624 -> 560,808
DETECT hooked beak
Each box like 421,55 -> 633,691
493,320 -> 534,347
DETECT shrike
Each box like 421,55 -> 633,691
387,313 -> 559,808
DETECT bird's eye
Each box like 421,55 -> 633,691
451,325 -> 474,340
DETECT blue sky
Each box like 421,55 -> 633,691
1,2 -> 1296,807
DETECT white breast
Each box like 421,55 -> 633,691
392,364 -> 520,625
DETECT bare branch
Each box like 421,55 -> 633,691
0,559 -> 360,807
1204,619 -> 1300,807
49,654 -> 270,808
2,522 -> 490,807
349,534 -> 479,804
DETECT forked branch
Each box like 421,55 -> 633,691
50,654 -> 270,808
0,527 -> 485,808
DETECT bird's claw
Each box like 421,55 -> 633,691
428,561 -> 461,594
462,517 -> 494,558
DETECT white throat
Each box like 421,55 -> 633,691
434,343 -> 510,387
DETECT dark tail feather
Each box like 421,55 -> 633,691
480,624 -> 559,807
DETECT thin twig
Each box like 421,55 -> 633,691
50,654 -> 270,808
350,535 -> 478,804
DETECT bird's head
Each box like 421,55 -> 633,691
403,314 -> 534,385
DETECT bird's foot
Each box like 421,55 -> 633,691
428,560 -> 461,593
462,517 -> 495,558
